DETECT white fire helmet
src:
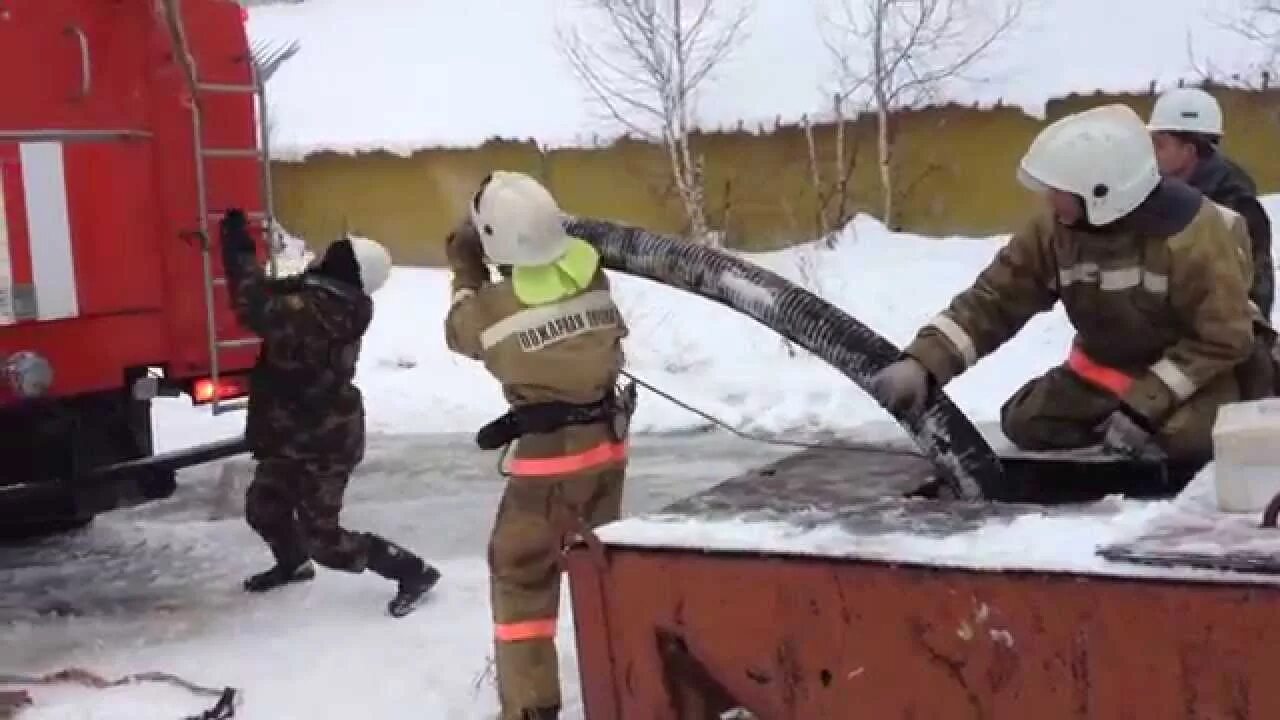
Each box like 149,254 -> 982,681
1147,87 -> 1223,137
1016,104 -> 1161,226
469,171 -> 571,267
350,235 -> 393,294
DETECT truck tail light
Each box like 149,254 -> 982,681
192,375 -> 250,405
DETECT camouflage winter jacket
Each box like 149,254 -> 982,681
1188,150 -> 1274,318
444,236 -> 629,476
224,251 -> 370,466
904,180 -> 1258,426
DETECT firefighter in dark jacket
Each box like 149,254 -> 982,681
219,209 -> 439,618
1148,87 -> 1274,318
444,172 -> 632,720
870,105 -> 1272,472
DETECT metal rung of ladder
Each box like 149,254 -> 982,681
163,0 -> 288,417
202,147 -> 261,159
208,210 -> 266,222
216,337 -> 261,350
196,82 -> 257,94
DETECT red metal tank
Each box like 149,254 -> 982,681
566,447 -> 1280,719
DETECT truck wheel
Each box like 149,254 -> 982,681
0,387 -> 165,536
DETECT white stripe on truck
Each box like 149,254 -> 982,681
0,177 -> 13,325
20,142 -> 77,320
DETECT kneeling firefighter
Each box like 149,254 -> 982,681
219,210 -> 440,618
870,104 -> 1276,473
444,171 -> 634,720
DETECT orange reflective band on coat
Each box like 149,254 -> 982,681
508,441 -> 627,478
495,618 -> 557,642
1067,346 -> 1134,396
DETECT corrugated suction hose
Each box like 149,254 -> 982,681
565,216 -> 1007,501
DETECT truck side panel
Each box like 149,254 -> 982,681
0,0 -> 263,404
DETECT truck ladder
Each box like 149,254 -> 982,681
159,0 -> 296,416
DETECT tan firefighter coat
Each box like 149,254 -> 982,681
445,256 -> 629,472
904,184 -> 1259,427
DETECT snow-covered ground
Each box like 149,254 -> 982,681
6,198 -> 1280,718
0,434 -> 791,719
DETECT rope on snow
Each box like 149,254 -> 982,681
0,668 -> 238,719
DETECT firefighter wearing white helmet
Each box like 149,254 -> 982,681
870,104 -> 1272,483
1149,86 -> 1223,137
443,171 -> 633,720
217,210 -> 440,618
1148,86 -> 1274,318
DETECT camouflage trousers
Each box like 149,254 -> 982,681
1001,365 -> 1241,465
245,458 -> 372,573
489,465 -> 626,719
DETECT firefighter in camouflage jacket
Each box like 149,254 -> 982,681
220,209 -> 440,618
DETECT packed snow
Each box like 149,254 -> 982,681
247,0 -> 1265,159
0,435 -> 791,719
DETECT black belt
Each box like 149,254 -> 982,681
475,381 -> 637,451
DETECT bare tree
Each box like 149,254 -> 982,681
801,93 -> 861,244
1222,1 -> 1280,70
1190,2 -> 1280,89
558,0 -> 752,244
821,0 -> 1025,228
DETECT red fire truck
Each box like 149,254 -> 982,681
0,0 -> 280,536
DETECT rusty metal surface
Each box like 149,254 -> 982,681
567,547 -> 1280,719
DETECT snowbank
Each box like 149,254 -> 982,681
155,195 -> 1280,452
150,211 -> 1053,450
248,0 -> 1262,159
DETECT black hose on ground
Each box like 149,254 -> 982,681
565,216 -> 1008,501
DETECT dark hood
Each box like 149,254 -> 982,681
1064,178 -> 1203,240
310,237 -> 363,292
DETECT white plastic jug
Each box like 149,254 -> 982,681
1212,397 -> 1280,513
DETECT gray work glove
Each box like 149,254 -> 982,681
869,357 -> 931,416
445,218 -> 489,290
1099,408 -> 1165,461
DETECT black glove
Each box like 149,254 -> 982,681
219,209 -> 255,257
1099,407 -> 1165,461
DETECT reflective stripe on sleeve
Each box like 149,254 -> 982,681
1150,358 -> 1198,401
929,313 -> 978,367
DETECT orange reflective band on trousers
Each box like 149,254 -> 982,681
495,618 -> 557,642
1067,346 -> 1134,396
508,441 -> 627,478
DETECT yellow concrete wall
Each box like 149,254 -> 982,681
270,87 -> 1280,266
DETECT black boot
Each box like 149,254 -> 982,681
365,535 -> 441,618
243,558 -> 315,593
522,707 -> 561,720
